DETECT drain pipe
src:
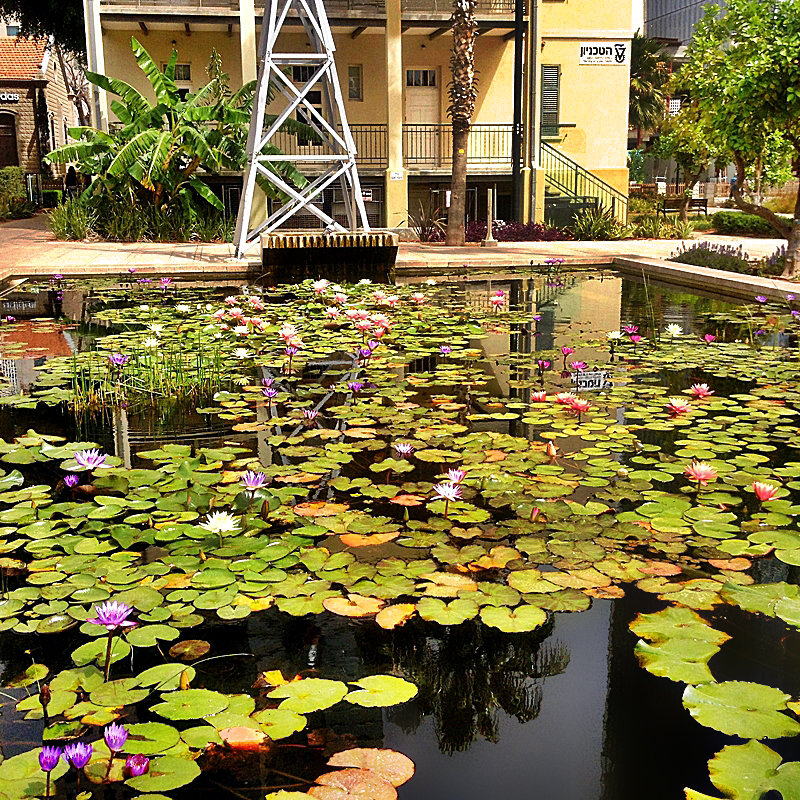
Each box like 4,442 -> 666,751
511,0 -> 525,221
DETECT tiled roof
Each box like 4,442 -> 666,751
0,38 -> 47,81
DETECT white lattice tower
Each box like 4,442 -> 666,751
234,0 -> 370,257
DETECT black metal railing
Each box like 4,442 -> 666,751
267,124 -> 388,168
404,124 -> 512,168
540,140 -> 628,223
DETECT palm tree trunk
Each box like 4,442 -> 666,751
447,123 -> 469,246
446,0 -> 477,246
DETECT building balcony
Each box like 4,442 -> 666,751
99,0 -> 515,17
267,123 -> 513,173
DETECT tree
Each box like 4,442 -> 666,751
446,0 -> 478,247
628,32 -> 668,148
651,102 -> 726,221
680,0 -> 800,276
0,0 -> 84,55
46,38 -> 308,217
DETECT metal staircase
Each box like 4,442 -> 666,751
540,141 -> 628,228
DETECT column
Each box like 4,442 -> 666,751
240,0 -> 257,85
83,0 -> 108,131
384,0 -> 407,229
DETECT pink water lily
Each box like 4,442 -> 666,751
752,481 -> 780,502
689,383 -> 714,398
684,461 -> 717,486
666,398 -> 691,416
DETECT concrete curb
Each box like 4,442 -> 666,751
611,256 -> 796,302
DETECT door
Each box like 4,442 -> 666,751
0,113 -> 18,167
404,68 -> 440,167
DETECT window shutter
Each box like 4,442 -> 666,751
540,65 -> 560,138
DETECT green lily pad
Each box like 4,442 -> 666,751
126,756 -> 201,792
123,722 -> 181,756
683,681 -> 800,739
479,604 -> 547,632
267,678 -> 349,713
151,689 -> 230,720
344,675 -> 418,707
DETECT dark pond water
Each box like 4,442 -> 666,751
0,269 -> 798,800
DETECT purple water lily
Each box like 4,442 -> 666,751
63,473 -> 79,488
137,278 -> 152,285
108,353 -> 130,369
126,754 -> 150,777
261,376 -> 275,388
433,482 -> 462,502
74,449 -> 107,471
439,345 -> 452,355
447,468 -> 466,484
284,345 -> 299,357
241,471 -> 268,491
755,295 -> 767,303
104,722 -> 128,752
262,387 -> 278,400
160,277 -> 172,289
303,409 -> 319,420
63,742 -> 93,770
570,361 -> 588,371
39,746 -> 62,772
395,443 -> 414,458
51,273 -> 63,282
347,381 -> 364,393
87,600 -> 136,632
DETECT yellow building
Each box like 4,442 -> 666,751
84,0 -> 633,228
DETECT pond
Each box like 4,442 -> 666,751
0,267 -> 798,800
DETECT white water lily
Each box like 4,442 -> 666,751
147,323 -> 163,335
426,278 -> 437,285
142,337 -> 160,348
138,305 -> 149,311
200,511 -> 240,536
665,323 -> 683,337
233,325 -> 250,335
358,279 -> 372,285
234,348 -> 251,359
175,304 -> 191,313
606,331 -> 623,340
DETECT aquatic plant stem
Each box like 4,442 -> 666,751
103,631 -> 115,681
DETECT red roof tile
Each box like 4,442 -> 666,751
0,38 -> 47,81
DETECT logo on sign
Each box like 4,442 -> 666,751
579,42 -> 629,66
0,92 -> 20,103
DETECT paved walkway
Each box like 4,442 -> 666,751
0,214 -> 790,302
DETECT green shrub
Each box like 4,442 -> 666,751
673,219 -> 696,240
0,166 -> 25,200
628,195 -> 658,216
49,198 -> 98,240
690,215 -> 714,231
41,189 -> 63,208
669,241 -> 786,276
711,211 -> 781,237
0,196 -> 35,221
633,216 -> 671,239
570,207 -> 628,240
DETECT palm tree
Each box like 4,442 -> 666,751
629,32 -> 668,147
446,0 -> 478,246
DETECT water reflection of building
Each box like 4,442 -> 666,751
0,320 -> 75,395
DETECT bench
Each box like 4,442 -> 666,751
657,197 -> 708,218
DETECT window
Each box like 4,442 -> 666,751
406,69 -> 436,87
5,25 -> 19,37
297,90 -> 322,146
49,113 -> 56,150
174,63 -> 191,82
668,97 -> 682,117
63,117 -> 69,143
348,65 -> 363,101
292,65 -> 316,84
540,64 -> 560,138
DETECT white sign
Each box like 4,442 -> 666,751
0,92 -> 20,103
656,178 -> 667,196
362,188 -> 373,202
579,42 -> 629,65
389,171 -> 403,181
571,370 -> 613,391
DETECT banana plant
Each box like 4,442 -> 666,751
46,37 -> 312,215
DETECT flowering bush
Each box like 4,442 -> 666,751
464,220 -> 571,242
670,241 -> 785,276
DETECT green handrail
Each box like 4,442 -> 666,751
540,141 -> 628,223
